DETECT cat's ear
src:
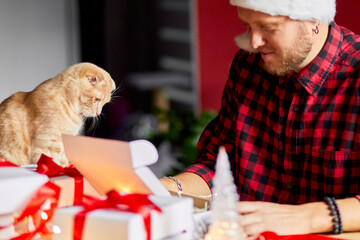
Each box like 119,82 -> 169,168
87,75 -> 103,85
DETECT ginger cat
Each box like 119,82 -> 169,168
0,62 -> 116,166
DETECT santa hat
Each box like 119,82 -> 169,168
230,0 -> 336,51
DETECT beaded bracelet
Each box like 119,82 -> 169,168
324,196 -> 343,234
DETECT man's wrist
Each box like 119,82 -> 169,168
160,176 -> 183,196
304,201 -> 333,233
162,176 -> 183,196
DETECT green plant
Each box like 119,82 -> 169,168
147,108 -> 217,175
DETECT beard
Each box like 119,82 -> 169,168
262,25 -> 313,76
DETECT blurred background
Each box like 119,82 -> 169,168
0,0 -> 359,176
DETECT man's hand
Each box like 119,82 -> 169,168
238,201 -> 333,237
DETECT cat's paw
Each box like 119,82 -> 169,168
55,155 -> 69,167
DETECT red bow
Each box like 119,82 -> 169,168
258,231 -> 345,240
36,154 -> 84,204
0,159 -> 60,240
74,190 -> 162,240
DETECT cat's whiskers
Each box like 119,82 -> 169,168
108,83 -> 124,103
113,83 -> 123,95
81,115 -> 87,122
85,115 -> 102,135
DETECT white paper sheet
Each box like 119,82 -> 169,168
62,135 -> 170,196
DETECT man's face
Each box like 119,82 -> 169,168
237,7 -> 314,76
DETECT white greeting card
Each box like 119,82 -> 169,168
62,135 -> 170,196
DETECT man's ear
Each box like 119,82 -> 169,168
308,21 -> 319,35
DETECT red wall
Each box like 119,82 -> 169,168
195,0 -> 246,111
335,1 -> 360,34
196,0 -> 360,112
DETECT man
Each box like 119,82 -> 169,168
161,0 -> 360,237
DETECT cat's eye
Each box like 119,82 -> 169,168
94,97 -> 101,103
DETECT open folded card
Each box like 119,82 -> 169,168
62,134 -> 170,196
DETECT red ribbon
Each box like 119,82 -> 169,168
0,159 -> 60,240
73,190 -> 162,240
36,154 -> 84,204
0,158 -> 19,167
258,231 -> 346,240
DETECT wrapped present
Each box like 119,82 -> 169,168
58,135 -> 195,239
0,159 -> 60,240
35,154 -> 102,208
53,190 -> 194,240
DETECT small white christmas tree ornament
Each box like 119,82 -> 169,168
205,146 -> 245,240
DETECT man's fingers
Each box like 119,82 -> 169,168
237,201 -> 272,238
242,222 -> 266,239
238,201 -> 264,214
240,212 -> 262,226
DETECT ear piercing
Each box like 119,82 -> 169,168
313,25 -> 319,34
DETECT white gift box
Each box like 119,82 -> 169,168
0,166 -> 49,239
22,162 -> 103,208
53,195 -> 194,240
50,175 -> 102,208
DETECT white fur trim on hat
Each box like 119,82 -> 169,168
234,32 -> 258,53
230,0 -> 336,24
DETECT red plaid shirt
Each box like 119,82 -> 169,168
185,22 -> 360,204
